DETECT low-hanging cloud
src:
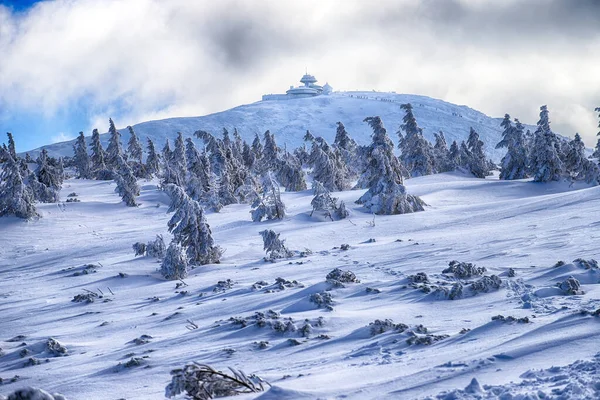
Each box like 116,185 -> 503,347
1,0 -> 599,148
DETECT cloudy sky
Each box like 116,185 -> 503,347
1,0 -> 599,152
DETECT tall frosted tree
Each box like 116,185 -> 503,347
593,107 -> 600,159
164,184 -> 222,265
6,132 -> 17,160
35,149 -> 62,191
496,115 -> 528,180
432,131 -> 452,173
127,126 -> 143,163
276,153 -> 307,192
90,128 -> 109,178
399,103 -> 434,177
464,128 -> 490,178
334,122 -> 360,177
355,116 -> 425,215
309,137 -> 350,192
250,172 -> 285,222
530,105 -> 563,182
448,140 -> 460,170
105,118 -> 124,169
73,131 -> 92,179
564,133 -> 589,181
114,154 -> 140,207
0,147 -> 38,219
161,242 -> 189,280
261,130 -> 280,172
145,138 -> 161,177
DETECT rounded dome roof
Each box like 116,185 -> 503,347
300,74 -> 318,84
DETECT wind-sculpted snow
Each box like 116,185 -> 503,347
25,93 -> 536,162
2,172 -> 600,399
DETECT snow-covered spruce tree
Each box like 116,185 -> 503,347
0,147 -> 38,219
145,138 -> 161,178
147,234 -> 167,259
161,139 -> 180,187
260,229 -> 293,261
6,132 -> 17,160
168,132 -> 188,187
433,131 -> 452,173
465,127 -> 490,178
304,130 -> 315,142
25,152 -> 33,164
126,126 -> 146,178
242,141 -> 256,171
232,128 -> 244,160
260,130 -> 280,172
530,105 -> 563,182
27,171 -> 59,203
593,107 -> 600,159
72,131 -> 91,179
308,137 -> 350,192
185,138 -> 208,201
275,152 -> 307,192
164,184 -> 222,265
114,154 -> 140,207
35,149 -> 62,192
399,103 -> 434,177
355,116 -> 425,215
250,172 -> 286,222
496,115 -> 528,180
448,140 -> 460,171
293,143 -> 310,167
105,118 -> 124,170
564,133 -> 588,181
90,128 -> 110,179
160,241 -> 189,280
310,181 -> 347,221
251,133 -> 263,166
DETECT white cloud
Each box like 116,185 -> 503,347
1,0 -> 599,144
50,131 -> 76,144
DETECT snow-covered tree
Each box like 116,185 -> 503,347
399,103 -> 434,177
304,130 -> 315,142
260,229 -> 293,261
28,171 -> 59,203
308,137 -> 350,192
251,133 -> 263,165
169,132 -> 188,187
126,126 -> 145,177
496,115 -> 528,180
310,181 -> 348,221
72,132 -> 91,179
242,141 -> 256,171
564,133 -> 588,181
432,131 -> 452,173
261,130 -> 280,172
448,140 -> 460,171
165,184 -> 222,265
593,107 -> 600,159
35,149 -> 62,191
160,242 -> 189,280
105,118 -> 124,169
250,172 -> 285,222
145,138 -> 161,177
0,147 -> 38,219
90,128 -> 110,179
114,155 -> 140,207
463,127 -> 490,178
355,116 -> 425,215
6,132 -> 17,160
530,105 -> 563,182
276,153 -> 307,192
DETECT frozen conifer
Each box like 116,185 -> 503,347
530,105 -> 563,182
90,128 -> 110,179
35,149 -> 62,191
496,115 -> 528,180
160,242 -> 189,280
114,155 -> 140,207
399,103 -> 434,177
6,132 -> 17,160
433,131 -> 452,173
355,117 -> 425,215
276,153 -> 307,192
165,184 -> 222,265
242,141 -> 256,171
304,130 -> 315,142
260,229 -> 293,261
593,107 -> 600,159
251,133 -> 263,164
564,133 -> 588,181
465,127 -> 491,178
250,172 -> 285,222
73,132 -> 91,179
145,138 -> 161,177
0,147 -> 38,219
105,118 -> 124,169
261,130 -> 280,172
28,171 -> 59,203
309,137 -> 350,192
126,126 -> 143,164
310,181 -> 347,221
448,140 -> 460,170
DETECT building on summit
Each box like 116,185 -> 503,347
262,73 -> 332,101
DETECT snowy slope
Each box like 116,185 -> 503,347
27,92 -> 533,162
1,174 -> 600,399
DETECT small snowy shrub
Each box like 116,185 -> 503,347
259,230 -> 293,262
369,319 -> 408,336
146,235 -> 166,259
160,242 -> 189,280
309,291 -> 334,311
132,242 -> 146,256
45,338 -> 67,356
470,275 -> 502,293
165,363 -> 267,399
326,268 -> 359,287
558,276 -> 583,295
442,260 -> 486,278
0,387 -> 67,400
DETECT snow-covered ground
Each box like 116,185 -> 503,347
1,172 -> 599,399
26,92 -> 537,162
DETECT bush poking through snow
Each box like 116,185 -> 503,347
146,235 -> 166,259
491,315 -> 530,324
573,258 -> 598,270
160,242 -> 189,280
558,276 -> 584,295
442,260 -> 486,278
408,272 -> 429,284
369,319 -> 408,336
259,230 -> 293,262
132,242 -> 146,257
309,292 -> 334,311
45,338 -> 67,356
470,275 -> 502,293
165,363 -> 267,399
0,387 -> 67,400
326,268 -> 359,288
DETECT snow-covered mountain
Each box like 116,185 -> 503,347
27,92 -> 532,162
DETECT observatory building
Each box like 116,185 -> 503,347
262,73 -> 332,101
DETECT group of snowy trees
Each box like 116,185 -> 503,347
0,133 -> 64,219
496,105 -> 600,184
